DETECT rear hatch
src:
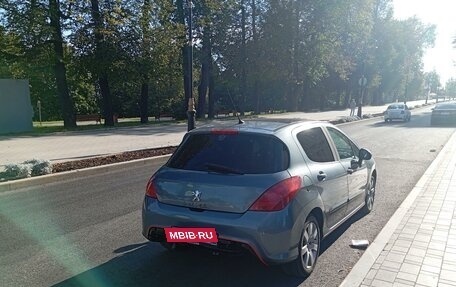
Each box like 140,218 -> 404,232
386,104 -> 405,117
153,131 -> 291,213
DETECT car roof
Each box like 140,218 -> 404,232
189,119 -> 333,135
435,102 -> 456,108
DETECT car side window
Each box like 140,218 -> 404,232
297,127 -> 335,162
327,127 -> 358,160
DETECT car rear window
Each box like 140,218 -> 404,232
387,104 -> 404,109
167,132 -> 289,174
435,103 -> 456,109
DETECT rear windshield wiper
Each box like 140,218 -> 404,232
205,163 -> 244,175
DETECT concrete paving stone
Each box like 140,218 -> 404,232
420,264 -> 441,274
399,233 -> 416,240
408,217 -> 424,225
445,247 -> 456,254
431,236 -> 448,243
412,241 -> 430,249
443,252 -> 456,263
399,262 -> 421,275
405,254 -> 425,264
440,270 -> 456,282
409,247 -> 427,257
396,239 -> 414,248
372,263 -> 381,270
396,272 -> 418,283
404,223 -> 421,230
371,279 -> 393,287
377,254 -> 387,264
382,260 -> 402,272
384,243 -> 393,251
375,269 -> 397,283
392,245 -> 410,254
441,262 -> 456,271
422,256 -> 443,267
437,283 -> 456,287
416,272 -> 439,287
395,278 -> 417,286
426,249 -> 445,258
393,283 -> 414,287
443,253 -> 456,264
438,279 -> 456,287
365,269 -> 378,280
362,279 -> 372,286
428,243 -> 447,252
415,234 -> 433,243
432,230 -> 449,238
402,228 -> 419,235
419,228 -> 435,235
386,252 -> 407,263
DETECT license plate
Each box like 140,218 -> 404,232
164,227 -> 218,243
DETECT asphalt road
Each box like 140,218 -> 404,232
0,106 -> 454,287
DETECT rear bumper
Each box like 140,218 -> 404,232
384,113 -> 407,120
431,114 -> 456,125
142,196 -> 302,265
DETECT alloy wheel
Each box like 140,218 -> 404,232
301,218 -> 320,270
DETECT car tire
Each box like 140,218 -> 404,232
282,215 -> 321,278
362,175 -> 376,214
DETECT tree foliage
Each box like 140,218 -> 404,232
0,0 -> 438,122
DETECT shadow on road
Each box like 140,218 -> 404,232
52,242 -> 304,287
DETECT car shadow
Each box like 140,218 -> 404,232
320,209 -> 366,254
52,242 -> 304,287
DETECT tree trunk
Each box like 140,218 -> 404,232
239,0 -> 247,115
49,0 -> 76,128
140,81 -> 149,123
207,61 -> 215,119
197,23 -> 210,119
177,0 -> 191,118
91,0 -> 114,126
251,0 -> 260,114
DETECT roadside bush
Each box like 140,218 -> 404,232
24,159 -> 53,176
1,159 -> 52,181
3,163 -> 32,179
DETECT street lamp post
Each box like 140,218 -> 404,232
186,0 -> 195,131
357,75 -> 367,118
37,99 -> 42,126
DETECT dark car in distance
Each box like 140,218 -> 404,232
431,102 -> 456,126
142,120 -> 376,278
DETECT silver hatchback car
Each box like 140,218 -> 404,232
142,120 -> 376,277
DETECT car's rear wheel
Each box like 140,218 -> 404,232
282,215 -> 321,278
363,175 -> 376,214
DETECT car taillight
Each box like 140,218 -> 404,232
146,177 -> 158,199
211,128 -> 239,135
249,176 -> 302,211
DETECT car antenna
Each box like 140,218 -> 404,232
227,89 -> 244,124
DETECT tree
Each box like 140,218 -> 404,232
49,0 -> 76,128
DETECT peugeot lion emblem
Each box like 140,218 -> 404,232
192,190 -> 202,202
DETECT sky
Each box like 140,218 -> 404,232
393,0 -> 456,84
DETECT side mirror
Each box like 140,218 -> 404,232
359,148 -> 372,161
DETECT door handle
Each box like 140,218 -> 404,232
317,171 -> 327,182
347,168 -> 354,174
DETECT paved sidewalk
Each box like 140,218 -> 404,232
341,130 -> 456,287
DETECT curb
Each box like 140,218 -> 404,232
340,130 -> 456,287
0,154 -> 171,193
